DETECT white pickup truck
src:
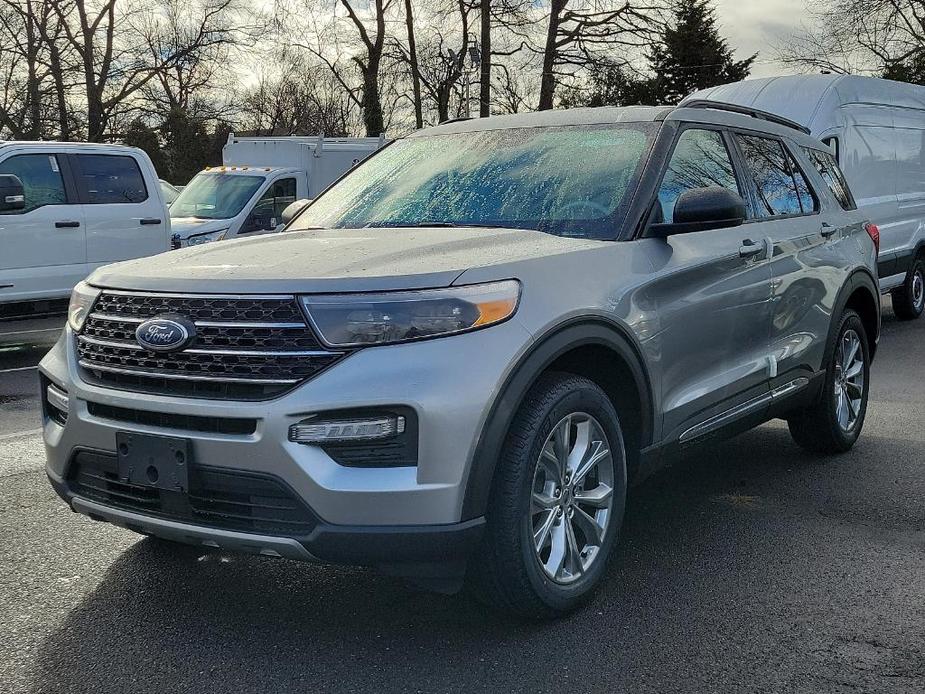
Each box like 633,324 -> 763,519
169,134 -> 386,247
0,142 -> 170,345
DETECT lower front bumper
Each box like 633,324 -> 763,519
48,473 -> 485,580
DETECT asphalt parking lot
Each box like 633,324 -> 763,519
1,304 -> 923,694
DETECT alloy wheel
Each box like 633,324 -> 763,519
833,329 -> 865,432
530,412 -> 615,584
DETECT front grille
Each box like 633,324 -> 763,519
87,402 -> 258,435
93,292 -> 305,323
67,450 -> 317,536
77,291 -> 347,400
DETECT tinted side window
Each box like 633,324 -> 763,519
737,135 -> 816,217
804,148 -> 856,210
264,178 -> 297,220
657,128 -> 740,223
75,154 -> 148,204
247,178 -> 297,231
0,154 -> 67,214
791,155 -> 818,213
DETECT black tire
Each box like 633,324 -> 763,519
468,372 -> 627,619
891,258 -> 925,321
788,310 -> 870,454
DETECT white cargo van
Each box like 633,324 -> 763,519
686,74 -> 925,319
0,142 -> 170,344
169,133 -> 385,247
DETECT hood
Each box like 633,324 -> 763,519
88,226 -> 606,294
169,217 -> 232,239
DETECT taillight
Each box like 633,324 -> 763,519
865,222 -> 880,256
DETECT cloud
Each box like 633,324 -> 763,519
712,0 -> 809,77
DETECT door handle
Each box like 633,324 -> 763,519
820,222 -> 837,238
54,220 -> 80,228
140,218 -> 162,225
739,239 -> 764,258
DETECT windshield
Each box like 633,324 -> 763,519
170,173 -> 264,220
291,124 -> 655,239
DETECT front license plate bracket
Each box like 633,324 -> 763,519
116,432 -> 191,492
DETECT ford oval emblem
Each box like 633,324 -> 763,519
135,317 -> 195,352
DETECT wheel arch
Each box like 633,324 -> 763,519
460,317 -> 655,521
833,268 -> 880,363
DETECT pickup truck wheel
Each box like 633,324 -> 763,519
892,259 -> 925,320
788,310 -> 869,454
470,372 -> 627,618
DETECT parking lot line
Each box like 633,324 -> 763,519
0,428 -> 42,441
0,365 -> 38,374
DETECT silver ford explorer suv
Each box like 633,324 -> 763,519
41,102 -> 880,618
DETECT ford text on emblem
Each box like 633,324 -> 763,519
135,317 -> 194,352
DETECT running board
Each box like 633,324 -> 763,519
679,378 -> 809,444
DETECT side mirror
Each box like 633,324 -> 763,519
650,186 -> 747,237
281,198 -> 312,226
0,174 -> 25,212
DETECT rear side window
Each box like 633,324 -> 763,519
657,128 -> 741,224
736,135 -> 817,217
804,148 -> 856,210
74,154 -> 148,204
0,154 -> 67,213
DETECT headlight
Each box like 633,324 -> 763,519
186,229 -> 228,246
301,280 -> 521,347
67,281 -> 101,332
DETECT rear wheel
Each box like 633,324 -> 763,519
470,372 -> 627,618
892,258 -> 925,321
788,310 -> 870,454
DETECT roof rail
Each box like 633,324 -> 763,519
439,116 -> 472,125
680,99 -> 811,135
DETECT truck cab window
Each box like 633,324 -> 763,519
74,154 -> 148,204
0,154 -> 67,214
244,178 -> 297,232
657,128 -> 741,224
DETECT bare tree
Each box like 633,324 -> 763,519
491,61 -> 535,113
534,0 -> 663,110
779,0 -> 925,77
239,58 -> 358,136
403,0 -> 424,128
46,0 -> 245,141
292,0 -> 397,136
416,0 -> 476,122
479,0 -> 490,116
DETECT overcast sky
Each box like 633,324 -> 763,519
713,0 -> 808,78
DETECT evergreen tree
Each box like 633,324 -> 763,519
883,52 -> 925,85
160,108 -> 213,185
583,0 -> 756,107
123,119 -> 166,178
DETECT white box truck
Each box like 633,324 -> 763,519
685,74 -> 925,320
169,133 -> 386,247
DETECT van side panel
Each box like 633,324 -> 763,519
887,110 -> 925,269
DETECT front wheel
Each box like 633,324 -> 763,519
470,372 -> 627,618
788,309 -> 870,454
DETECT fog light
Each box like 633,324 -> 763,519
46,383 -> 69,425
288,415 -> 405,444
47,383 -> 69,414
